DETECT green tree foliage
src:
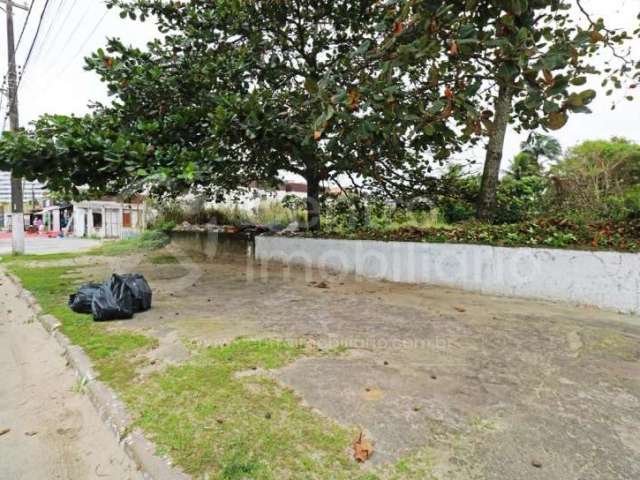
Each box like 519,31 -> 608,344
87,0 -> 467,230
521,132 -> 562,165
437,160 -> 547,224
549,137 -> 640,220
1,0 -> 638,231
354,0 -> 639,220
508,133 -> 560,179
0,113 -> 139,197
509,152 -> 542,179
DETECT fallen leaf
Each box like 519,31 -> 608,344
0,428 -> 10,436
353,432 -> 374,463
454,306 -> 466,313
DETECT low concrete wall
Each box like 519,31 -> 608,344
255,236 -> 640,314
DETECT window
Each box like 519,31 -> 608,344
92,212 -> 102,228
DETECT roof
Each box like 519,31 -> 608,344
73,200 -> 144,209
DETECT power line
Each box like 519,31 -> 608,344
56,0 -> 93,55
26,0 -> 66,67
17,0 -> 53,89
15,0 -> 35,51
15,1 -> 110,113
23,0 -> 93,89
32,0 -> 77,67
55,8 -> 109,77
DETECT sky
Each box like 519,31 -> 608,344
0,0 -> 638,175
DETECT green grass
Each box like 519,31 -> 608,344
149,254 -> 179,265
2,253 -> 368,478
4,260 -> 157,391
96,230 -> 170,256
1,251 -> 87,262
122,339 -> 371,479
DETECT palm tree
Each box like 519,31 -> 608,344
521,133 -> 562,167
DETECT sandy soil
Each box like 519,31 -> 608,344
0,269 -> 142,480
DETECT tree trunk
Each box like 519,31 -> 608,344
305,172 -> 321,232
477,83 -> 514,222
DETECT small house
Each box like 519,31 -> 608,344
71,199 -> 147,239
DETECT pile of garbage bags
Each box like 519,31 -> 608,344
69,273 -> 152,321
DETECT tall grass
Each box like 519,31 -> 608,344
153,200 -> 306,228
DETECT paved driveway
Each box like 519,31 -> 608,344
0,237 -> 100,255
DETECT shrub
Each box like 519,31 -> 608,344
320,217 -> 640,252
549,138 -> 640,221
495,175 -> 547,224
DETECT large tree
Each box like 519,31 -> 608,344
349,0 -> 638,221
82,0 -> 465,229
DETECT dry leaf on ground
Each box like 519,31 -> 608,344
353,432 -> 373,463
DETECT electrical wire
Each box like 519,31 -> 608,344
32,0 -> 78,68
15,1 -> 111,111
27,0 -> 67,67
55,8 -> 109,78
17,0 -> 53,89
15,0 -> 35,51
23,0 -> 94,88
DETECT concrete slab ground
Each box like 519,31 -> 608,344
26,243 -> 640,479
0,236 -> 100,255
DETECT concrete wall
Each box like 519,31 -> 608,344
255,236 -> 640,314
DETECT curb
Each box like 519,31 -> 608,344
4,270 -> 190,480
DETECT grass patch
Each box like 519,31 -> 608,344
149,254 -> 179,265
121,339 -> 371,480
93,230 -> 170,256
0,251 -> 88,263
5,260 -> 157,391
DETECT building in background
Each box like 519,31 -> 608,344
0,172 -> 48,230
71,197 -> 147,239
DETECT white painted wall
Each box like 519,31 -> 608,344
255,237 -> 640,314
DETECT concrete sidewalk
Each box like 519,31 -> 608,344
0,237 -> 100,255
0,269 -> 141,479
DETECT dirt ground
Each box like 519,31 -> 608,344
21,243 -> 640,479
0,270 -> 142,480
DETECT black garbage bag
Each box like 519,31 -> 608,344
121,274 -> 152,312
68,283 -> 102,314
91,274 -> 135,322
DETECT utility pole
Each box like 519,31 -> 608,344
2,0 -> 28,254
